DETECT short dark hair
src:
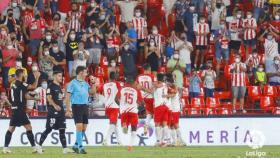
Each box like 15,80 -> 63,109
109,72 -> 116,80
165,73 -> 174,83
157,73 -> 165,82
125,76 -> 134,84
76,66 -> 86,75
15,69 -> 24,78
142,63 -> 151,70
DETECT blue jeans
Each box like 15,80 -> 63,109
204,88 -> 214,98
186,64 -> 191,75
253,7 -> 264,22
68,61 -> 74,77
50,1 -> 58,13
28,39 -> 41,56
2,67 -> 10,88
37,0 -> 44,11
269,82 -> 280,86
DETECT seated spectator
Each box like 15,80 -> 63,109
167,51 -> 186,90
255,64 -> 267,88
202,61 -> 216,98
189,69 -> 202,101
72,42 -> 90,77
246,49 -> 261,77
266,56 -> 280,86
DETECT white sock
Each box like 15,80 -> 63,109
114,125 -> 121,144
130,131 -> 136,146
176,128 -> 184,143
163,126 -> 169,143
171,129 -> 176,144
145,114 -> 152,127
105,124 -> 115,142
155,126 -> 162,142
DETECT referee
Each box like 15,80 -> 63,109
38,67 -> 73,154
65,66 -> 95,154
3,69 -> 40,154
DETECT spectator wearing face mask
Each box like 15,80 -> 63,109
64,29 -> 79,76
266,56 -> 280,86
72,42 -> 90,77
254,64 -> 267,89
86,0 -> 101,27
167,51 -> 186,89
229,54 -> 247,114
174,0 -> 190,33
8,58 -> 28,86
228,10 -> 243,54
27,62 -> 48,91
210,0 -> 226,32
33,80 -> 48,112
39,46 -> 55,80
0,8 -> 20,33
49,41 -> 66,68
105,25 -> 121,61
260,32 -> 279,68
124,21 -> 137,57
253,0 -> 267,22
50,13 -> 66,53
147,26 -> 165,57
2,40 -> 19,88
145,38 -> 160,74
66,2 -> 82,33
202,61 -> 216,98
214,20 -> 230,77
189,69 -> 202,101
246,49 -> 261,77
121,42 -> 137,79
243,11 -> 257,59
183,4 -> 198,43
3,0 -> 21,20
108,59 -> 119,80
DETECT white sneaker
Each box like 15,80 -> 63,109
2,147 -> 12,154
63,148 -> 74,154
242,109 -> 247,114
154,141 -> 161,147
33,146 -> 43,154
233,109 -> 237,114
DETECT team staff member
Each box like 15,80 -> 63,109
38,67 -> 73,154
3,69 -> 41,154
65,66 -> 96,154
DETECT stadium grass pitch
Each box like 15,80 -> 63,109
2,146 -> 280,158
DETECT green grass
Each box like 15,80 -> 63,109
2,146 -> 280,158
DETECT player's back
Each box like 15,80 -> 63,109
137,74 -> 155,98
120,86 -> 142,113
103,81 -> 120,108
153,83 -> 168,108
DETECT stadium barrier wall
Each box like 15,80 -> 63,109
0,118 -> 279,146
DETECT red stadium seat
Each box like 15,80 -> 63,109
263,86 -> 278,97
188,98 -> 205,115
224,65 -> 231,79
183,76 -> 190,87
205,97 -> 220,115
157,66 -> 167,74
214,91 -> 231,100
260,96 -> 275,112
182,87 -> 189,97
248,86 -> 262,100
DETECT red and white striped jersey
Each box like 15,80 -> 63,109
102,81 -> 121,109
171,92 -> 181,112
228,18 -> 243,41
153,83 -> 168,108
243,18 -> 257,40
230,62 -> 247,87
67,11 -> 82,32
254,0 -> 266,8
147,34 -> 165,53
137,74 -> 156,98
194,22 -> 210,46
34,87 -> 47,106
246,54 -> 260,68
119,86 -> 142,114
132,17 -> 147,40
22,10 -> 34,27
220,36 -> 229,49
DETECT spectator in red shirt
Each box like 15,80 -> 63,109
2,40 -> 19,88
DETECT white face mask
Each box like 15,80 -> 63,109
91,2 -> 96,7
275,60 -> 280,65
27,61 -> 32,66
21,6 -> 26,10
275,15 -> 279,20
267,35 -> 273,40
235,58 -> 241,63
135,12 -> 141,17
7,45 -> 13,49
111,62 -> 116,67
173,54 -> 179,59
253,53 -> 258,57
41,82 -> 48,89
12,2 -> 17,8
236,14 -> 242,18
247,14 -> 252,19
124,45 -> 129,50
44,51 -> 49,56
16,62 -> 22,67
190,6 -> 195,11
152,30 -> 158,35
200,20 -> 205,23
258,68 -> 264,72
150,42 -> 155,47
46,35 -> 52,41
70,34 -> 76,40
52,47 -> 59,53
32,66 -> 38,72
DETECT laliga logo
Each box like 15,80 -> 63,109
138,120 -> 153,137
246,130 -> 265,150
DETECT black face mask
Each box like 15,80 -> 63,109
11,37 -> 16,41
91,24 -> 96,28
8,13 -> 13,17
216,3 -> 222,8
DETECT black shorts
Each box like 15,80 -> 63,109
196,45 -> 207,50
229,41 -> 241,50
10,109 -> 30,127
46,112 -> 66,130
72,105 -> 89,124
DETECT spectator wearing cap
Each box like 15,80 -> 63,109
2,40 -> 20,88
266,56 -> 280,86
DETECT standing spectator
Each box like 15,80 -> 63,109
189,69 -> 202,100
33,79 -> 48,112
253,0 -> 267,22
121,43 -> 137,79
167,51 -> 186,89
72,42 -> 90,77
86,0 -> 101,27
194,16 -> 210,69
39,46 -> 55,80
124,21 -> 137,57
228,10 -> 243,54
1,8 -> 20,33
107,59 -> 120,80
174,0 -> 190,33
183,4 -> 198,43
66,2 -> 82,33
132,8 -> 148,64
2,41 -> 19,88
261,32 -> 279,68
246,49 -> 260,77
243,11 -> 257,59
145,38 -> 160,74
50,13 -> 66,53
27,62 -> 48,90
214,20 -> 230,77
266,56 -> 280,86
3,0 -> 21,20
191,0 -> 205,15
64,29 -> 79,77
174,33 -> 193,75
49,41 -> 66,68
202,61 -> 216,98
210,0 -> 226,32
105,25 -> 120,61
8,58 -> 28,86
230,54 -> 247,113
147,26 -> 165,58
